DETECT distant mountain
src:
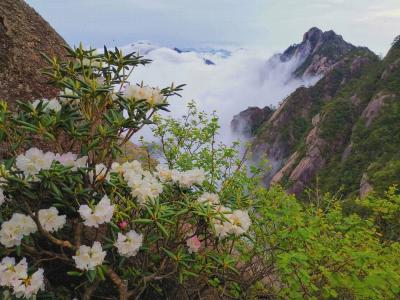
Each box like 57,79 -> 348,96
279,27 -> 373,77
233,28 -> 400,198
174,47 -> 231,58
0,0 -> 68,106
122,42 -> 228,65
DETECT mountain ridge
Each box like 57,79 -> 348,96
233,28 -> 400,198
280,27 -> 374,78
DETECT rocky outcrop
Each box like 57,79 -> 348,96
381,58 -> 400,80
231,106 -> 273,137
0,0 -> 68,106
270,152 -> 299,185
341,142 -> 352,162
360,173 -> 373,199
280,27 -> 372,78
287,126 -> 327,195
361,93 -> 394,127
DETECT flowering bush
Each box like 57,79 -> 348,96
0,45 -> 399,300
0,45 -> 254,299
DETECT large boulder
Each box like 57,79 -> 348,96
0,0 -> 68,106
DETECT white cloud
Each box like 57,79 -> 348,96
124,43 -> 318,144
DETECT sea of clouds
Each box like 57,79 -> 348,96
122,42 -> 319,144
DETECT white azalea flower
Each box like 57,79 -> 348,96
73,241 -> 106,271
15,148 -> 55,177
213,220 -> 233,239
185,168 -> 206,186
47,99 -> 62,112
197,192 -> 220,205
128,174 -> 162,205
32,98 -> 61,113
78,195 -> 114,227
0,257 -> 27,287
12,268 -> 45,299
0,257 -> 43,298
146,87 -> 164,106
170,169 -> 183,182
121,160 -> 143,178
123,85 -> 165,107
0,213 -> 37,248
114,160 -> 163,205
0,222 -> 23,248
155,165 -> 174,182
90,163 -> 110,182
110,162 -> 124,174
38,207 -> 66,232
114,230 -> 143,257
59,88 -> 80,105
226,210 -> 251,236
212,206 -> 235,239
172,168 -> 206,188
31,99 -> 44,110
55,152 -> 87,170
0,256 -> 16,286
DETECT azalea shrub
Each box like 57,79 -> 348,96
0,45 -> 254,300
0,45 -> 399,300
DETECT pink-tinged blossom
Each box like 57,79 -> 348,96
186,236 -> 201,253
118,221 -> 128,230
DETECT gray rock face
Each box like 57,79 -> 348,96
280,27 -> 371,78
361,92 -> 394,127
287,126 -> 327,195
381,58 -> 400,80
0,0 -> 68,106
231,106 -> 273,137
360,173 -> 373,199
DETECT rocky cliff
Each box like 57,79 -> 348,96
280,27 -> 369,78
236,30 -> 400,199
231,106 -> 274,137
0,0 -> 68,106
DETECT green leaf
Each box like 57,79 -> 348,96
132,218 -> 153,224
156,222 -> 169,237
67,271 -> 83,277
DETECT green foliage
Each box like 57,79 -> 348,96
357,186 -> 400,241
318,91 -> 400,197
148,101 -> 238,182
0,45 -> 251,299
300,47 -> 400,198
250,187 -> 400,299
1,43 -> 400,300
319,98 -> 353,143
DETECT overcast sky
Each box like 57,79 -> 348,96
26,0 -> 400,55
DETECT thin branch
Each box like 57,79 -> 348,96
23,200 -> 76,250
83,279 -> 100,300
106,268 -> 129,300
